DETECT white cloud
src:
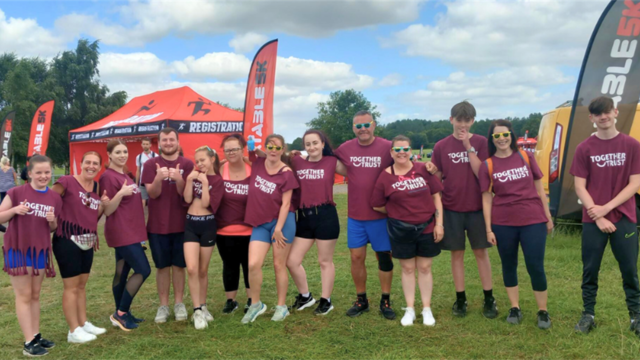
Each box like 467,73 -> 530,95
171,53 -> 251,82
0,9 -> 67,57
379,73 -> 402,87
229,32 -> 269,54
99,52 -> 171,84
276,56 -> 375,93
54,0 -> 425,46
382,0 -> 608,69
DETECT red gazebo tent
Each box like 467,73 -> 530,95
69,86 -> 243,176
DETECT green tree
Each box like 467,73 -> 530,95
288,137 -> 303,151
307,89 -> 381,147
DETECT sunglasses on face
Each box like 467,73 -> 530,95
392,147 -> 412,153
353,121 -> 374,130
266,145 -> 283,151
223,147 -> 242,154
84,192 -> 91,207
492,132 -> 511,139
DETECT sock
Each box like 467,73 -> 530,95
194,306 -> 202,312
483,289 -> 493,300
301,292 -> 310,298
381,293 -> 390,301
201,303 -> 206,307
357,292 -> 367,301
327,297 -> 331,303
456,291 -> 466,302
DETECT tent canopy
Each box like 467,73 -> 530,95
70,86 -> 243,142
68,86 -> 244,176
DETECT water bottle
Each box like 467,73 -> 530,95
247,136 -> 255,151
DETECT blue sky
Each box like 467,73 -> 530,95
0,0 -> 610,141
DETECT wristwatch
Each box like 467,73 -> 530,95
467,147 -> 476,154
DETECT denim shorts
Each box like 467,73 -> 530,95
251,212 -> 296,244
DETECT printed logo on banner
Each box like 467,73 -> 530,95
133,100 -> 157,115
168,121 -> 244,134
188,98 -> 212,116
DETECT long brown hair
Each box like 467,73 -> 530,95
106,139 -> 130,173
302,130 -> 334,157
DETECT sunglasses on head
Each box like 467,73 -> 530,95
266,145 -> 282,151
492,132 -> 511,139
354,121 -> 374,130
392,146 -> 411,153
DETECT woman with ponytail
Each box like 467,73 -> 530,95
51,151 -> 106,343
183,146 -> 224,329
99,139 -> 151,332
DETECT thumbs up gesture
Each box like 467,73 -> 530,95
46,209 -> 56,223
156,163 -> 169,179
100,190 -> 111,207
118,180 -> 135,197
14,199 -> 29,216
169,163 -> 181,181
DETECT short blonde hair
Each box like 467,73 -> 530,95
1,157 -> 9,166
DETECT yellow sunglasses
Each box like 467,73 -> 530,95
492,132 -> 511,139
266,145 -> 283,151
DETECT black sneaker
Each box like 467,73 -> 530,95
379,298 -> 396,320
292,293 -> 317,311
630,313 -> 640,335
128,312 -> 145,323
575,312 -> 596,334
244,298 -> 252,314
34,334 -> 54,350
23,339 -> 48,357
223,299 -> 239,314
506,307 -> 523,325
314,298 -> 334,316
110,311 -> 139,331
482,297 -> 498,319
537,310 -> 551,329
346,297 -> 369,317
452,299 -> 468,317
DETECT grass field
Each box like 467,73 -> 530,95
1,194 -> 640,359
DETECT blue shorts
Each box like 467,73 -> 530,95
347,218 -> 391,252
4,248 -> 47,270
148,232 -> 186,269
251,212 -> 296,245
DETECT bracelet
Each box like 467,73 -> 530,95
435,224 -> 444,228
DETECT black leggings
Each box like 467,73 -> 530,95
217,235 -> 250,293
113,243 -> 151,313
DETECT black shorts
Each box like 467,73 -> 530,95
440,209 -> 491,251
184,214 -> 217,247
148,232 -> 186,269
295,204 -> 340,240
52,235 -> 94,278
390,232 -> 441,259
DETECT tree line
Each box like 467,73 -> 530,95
289,89 -> 543,151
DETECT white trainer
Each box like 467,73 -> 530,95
175,303 -> 188,321
201,305 -> 214,322
82,321 -> 106,335
192,309 -> 208,330
401,307 -> 416,327
422,307 -> 436,326
155,305 -> 170,323
67,326 -> 97,343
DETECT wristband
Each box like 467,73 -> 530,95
435,224 -> 444,228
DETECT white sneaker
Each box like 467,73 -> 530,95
175,303 -> 188,321
192,309 -> 208,330
67,326 -> 97,343
201,305 -> 214,322
82,321 -> 106,335
401,307 -> 416,327
422,307 -> 436,326
155,305 -> 170,323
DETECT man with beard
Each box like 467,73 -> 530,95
142,128 -> 195,323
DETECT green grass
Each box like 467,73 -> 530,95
1,194 -> 640,359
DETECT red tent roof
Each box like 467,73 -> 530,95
69,86 -> 243,142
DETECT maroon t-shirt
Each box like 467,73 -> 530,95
432,134 -> 488,212
479,151 -> 548,226
334,137 -> 393,220
54,175 -> 100,239
141,156 -> 195,234
191,174 -> 224,214
570,133 -> 640,223
99,169 -> 147,247
3,184 -> 62,277
244,157 -> 299,227
371,162 -> 443,234
218,177 -> 251,229
292,155 -> 337,208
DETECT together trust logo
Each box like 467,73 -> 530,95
448,152 -> 469,164
493,165 -> 530,183
350,156 -> 381,168
23,201 -> 54,218
590,153 -> 625,168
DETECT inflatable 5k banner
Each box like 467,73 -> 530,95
243,39 -> 278,151
554,0 -> 640,218
28,100 -> 54,157
0,111 -> 14,159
